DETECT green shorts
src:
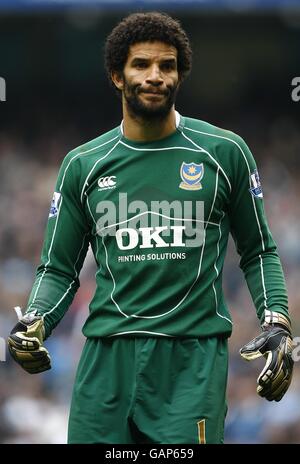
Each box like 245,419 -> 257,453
68,336 -> 228,444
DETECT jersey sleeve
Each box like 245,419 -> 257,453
228,134 -> 290,325
26,153 -> 91,338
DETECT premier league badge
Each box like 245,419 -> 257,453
249,169 -> 263,198
179,162 -> 204,190
49,192 -> 61,218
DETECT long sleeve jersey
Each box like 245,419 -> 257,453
26,112 -> 289,339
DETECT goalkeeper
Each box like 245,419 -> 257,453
8,12 -> 293,443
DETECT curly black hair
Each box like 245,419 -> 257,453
104,12 -> 192,89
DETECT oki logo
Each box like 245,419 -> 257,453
98,176 -> 116,190
115,226 -> 186,250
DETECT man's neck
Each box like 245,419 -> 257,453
122,104 -> 177,142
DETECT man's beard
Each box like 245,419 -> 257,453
123,78 -> 179,121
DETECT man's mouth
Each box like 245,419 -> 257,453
139,89 -> 167,96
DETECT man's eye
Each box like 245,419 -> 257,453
161,63 -> 175,71
135,62 -> 147,69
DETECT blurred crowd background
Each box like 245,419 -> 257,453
1,1 -> 300,444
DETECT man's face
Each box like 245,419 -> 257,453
117,41 -> 179,119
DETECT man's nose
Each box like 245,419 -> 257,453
145,65 -> 163,85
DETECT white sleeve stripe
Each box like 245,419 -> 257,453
213,211 -> 232,325
42,281 -> 75,320
184,126 -> 265,252
185,125 -> 267,313
27,136 -> 119,315
41,232 -> 90,319
59,135 -> 119,191
27,196 -> 64,311
181,130 -> 232,192
80,140 -> 121,203
259,254 -> 268,310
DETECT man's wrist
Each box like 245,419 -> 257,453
262,310 -> 292,334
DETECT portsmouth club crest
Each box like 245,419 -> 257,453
179,162 -> 204,190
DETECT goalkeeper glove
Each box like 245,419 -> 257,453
7,312 -> 51,374
240,311 -> 293,402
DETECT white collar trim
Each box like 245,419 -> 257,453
120,110 -> 180,135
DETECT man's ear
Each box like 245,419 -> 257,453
111,71 -> 124,91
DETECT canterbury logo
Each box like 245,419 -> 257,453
98,176 -> 117,190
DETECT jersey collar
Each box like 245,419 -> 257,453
119,110 -> 183,137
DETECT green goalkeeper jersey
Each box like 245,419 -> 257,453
26,112 -> 289,339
